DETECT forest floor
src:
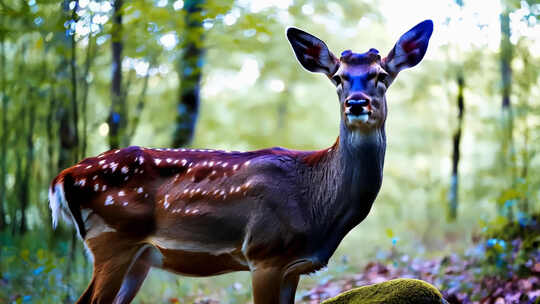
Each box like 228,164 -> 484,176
300,250 -> 540,304
300,215 -> 540,304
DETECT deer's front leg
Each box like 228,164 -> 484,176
280,273 -> 300,304
252,266 -> 299,304
251,267 -> 282,304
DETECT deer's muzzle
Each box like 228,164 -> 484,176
345,99 -> 372,123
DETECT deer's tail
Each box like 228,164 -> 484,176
48,173 -> 86,239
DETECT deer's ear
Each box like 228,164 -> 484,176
287,27 -> 339,76
383,20 -> 433,76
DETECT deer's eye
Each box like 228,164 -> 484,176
332,75 -> 342,86
377,73 -> 389,87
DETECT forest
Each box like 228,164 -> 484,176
0,0 -> 539,303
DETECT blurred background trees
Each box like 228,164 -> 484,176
0,0 -> 539,302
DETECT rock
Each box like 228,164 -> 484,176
321,278 -> 448,304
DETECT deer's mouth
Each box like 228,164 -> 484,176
345,99 -> 372,123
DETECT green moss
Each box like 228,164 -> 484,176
321,279 -> 447,304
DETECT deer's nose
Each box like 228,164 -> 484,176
346,93 -> 371,105
345,94 -> 372,116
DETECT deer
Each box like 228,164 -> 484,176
48,20 -> 433,304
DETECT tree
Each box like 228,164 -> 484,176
449,73 -> 464,220
108,0 -> 126,149
172,0 -> 205,147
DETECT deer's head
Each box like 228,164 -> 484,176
287,20 -> 433,134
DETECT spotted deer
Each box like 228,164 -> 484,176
49,20 -> 433,304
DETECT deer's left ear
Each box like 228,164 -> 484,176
287,27 -> 339,76
383,20 -> 433,76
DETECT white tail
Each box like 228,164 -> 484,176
48,181 -> 70,228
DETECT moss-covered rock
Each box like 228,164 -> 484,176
321,278 -> 448,304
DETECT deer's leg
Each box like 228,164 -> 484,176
76,275 -> 96,304
251,267 -> 283,304
75,233 -> 157,304
113,245 -> 162,304
280,274 -> 300,304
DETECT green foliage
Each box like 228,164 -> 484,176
478,211 -> 540,279
0,231 -> 89,303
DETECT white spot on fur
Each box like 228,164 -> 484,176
232,164 -> 239,170
92,175 -> 98,180
209,161 -> 214,167
104,195 -> 114,206
164,195 -> 170,209
181,159 -> 187,166
114,149 -> 120,154
118,190 -> 125,197
154,159 -> 162,165
86,165 -> 93,169
101,185 -> 107,191
99,160 -> 106,165
94,184 -> 99,191
76,179 -> 86,186
222,162 -> 228,168
123,201 -> 128,206
121,166 -> 129,174
244,160 -> 251,167
166,158 -> 172,163
110,162 -> 118,172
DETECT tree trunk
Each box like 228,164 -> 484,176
128,65 -> 152,144
0,27 -> 7,230
81,16 -> 95,157
499,7 -> 515,219
500,9 -> 512,111
57,0 -> 80,171
70,0 -> 80,160
449,74 -> 464,220
19,97 -> 36,234
108,0 -> 125,149
46,84 -> 57,231
172,0 -> 205,147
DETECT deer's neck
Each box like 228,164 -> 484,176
304,125 -> 386,259
335,126 -> 386,219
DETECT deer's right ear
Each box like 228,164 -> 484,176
287,27 -> 339,76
